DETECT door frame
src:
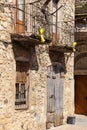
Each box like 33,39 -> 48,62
75,75 -> 87,115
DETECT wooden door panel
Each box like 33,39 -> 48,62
54,109 -> 63,126
47,66 -> 55,128
16,21 -> 25,33
16,61 -> 29,83
47,64 -> 64,128
75,75 -> 87,115
54,73 -> 63,126
47,66 -> 55,112
47,77 -> 55,112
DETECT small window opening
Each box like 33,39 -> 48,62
15,61 -> 29,109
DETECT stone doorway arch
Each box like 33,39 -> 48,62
75,50 -> 87,114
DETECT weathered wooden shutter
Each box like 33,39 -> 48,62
47,66 -> 55,128
16,0 -> 25,33
47,64 -> 64,128
15,61 -> 29,109
16,61 -> 28,83
54,71 -> 64,126
47,66 -> 55,112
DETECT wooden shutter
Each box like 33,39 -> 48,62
47,66 -> 55,128
16,61 -> 28,83
54,70 -> 64,126
75,75 -> 87,115
16,0 -> 25,33
47,66 -> 55,113
15,61 -> 29,109
47,64 -> 64,128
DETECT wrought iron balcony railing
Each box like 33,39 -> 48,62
11,1 -> 74,51
13,2 -> 54,45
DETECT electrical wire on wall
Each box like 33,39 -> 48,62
0,2 -> 76,23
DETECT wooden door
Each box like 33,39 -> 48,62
47,64 -> 64,128
16,0 -> 25,33
75,75 -> 87,115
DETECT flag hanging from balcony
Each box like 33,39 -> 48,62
39,28 -> 45,43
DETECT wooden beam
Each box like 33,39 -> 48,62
49,45 -> 72,52
75,32 -> 87,42
75,70 -> 87,75
75,8 -> 87,16
11,33 -> 51,46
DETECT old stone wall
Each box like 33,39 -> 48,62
0,0 -> 75,130
0,1 -> 51,130
57,0 -> 75,121
0,42 -> 15,130
0,0 -> 14,42
58,0 -> 75,46
0,0 -> 15,129
63,53 -> 74,122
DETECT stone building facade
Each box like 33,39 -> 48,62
0,0 -> 75,130
74,0 -> 87,115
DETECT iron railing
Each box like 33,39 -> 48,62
15,2 -> 53,40
15,2 -> 75,46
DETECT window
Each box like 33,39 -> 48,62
17,0 -> 25,21
53,0 -> 59,33
16,0 -> 25,33
52,0 -> 58,45
15,61 -> 29,109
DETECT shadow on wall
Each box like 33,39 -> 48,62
1,41 -> 10,48
13,43 -> 39,71
49,51 -> 67,74
12,40 -> 70,73
74,52 -> 87,70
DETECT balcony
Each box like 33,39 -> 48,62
75,31 -> 87,44
75,0 -> 87,18
11,2 -> 53,48
11,1 -> 74,52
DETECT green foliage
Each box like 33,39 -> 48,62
82,3 -> 87,8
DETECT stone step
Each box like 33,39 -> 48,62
67,115 -> 87,126
75,116 -> 87,126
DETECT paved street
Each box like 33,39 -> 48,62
49,124 -> 87,130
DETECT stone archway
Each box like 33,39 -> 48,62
74,45 -> 87,114
75,52 -> 87,73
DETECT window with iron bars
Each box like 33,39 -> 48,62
15,61 -> 29,109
